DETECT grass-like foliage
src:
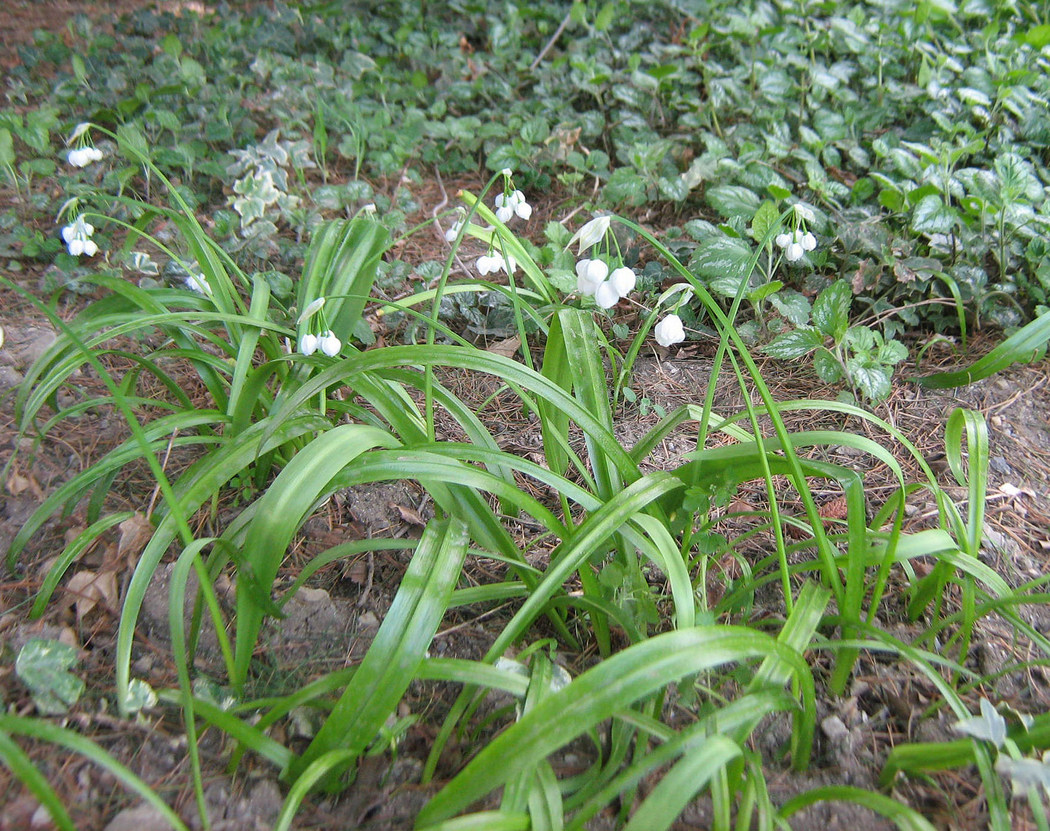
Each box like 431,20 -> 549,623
5,140 -> 1048,829
2,3 -> 1050,828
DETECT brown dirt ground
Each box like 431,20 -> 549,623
3,2 -> 1050,830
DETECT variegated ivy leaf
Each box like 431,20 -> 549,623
16,638 -> 85,715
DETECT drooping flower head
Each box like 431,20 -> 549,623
570,216 -> 636,309
65,123 -> 103,168
493,170 -> 532,223
654,314 -> 686,347
61,215 -> 98,257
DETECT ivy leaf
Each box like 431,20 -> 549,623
16,639 -> 85,715
763,326 -> 823,359
812,280 -> 853,341
911,194 -> 958,234
953,698 -> 1007,748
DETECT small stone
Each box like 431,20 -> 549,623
821,714 -> 849,743
103,803 -> 174,831
0,365 -> 23,391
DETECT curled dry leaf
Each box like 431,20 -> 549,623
65,569 -> 119,620
117,513 -> 154,566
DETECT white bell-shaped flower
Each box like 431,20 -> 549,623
595,280 -> 620,309
800,231 -> 817,251
319,330 -> 342,357
299,333 -> 319,355
575,258 -> 608,296
655,314 -> 686,347
608,266 -> 636,297
61,215 -> 98,257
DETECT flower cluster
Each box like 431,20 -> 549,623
61,215 -> 98,257
476,252 -> 518,276
576,259 -> 636,309
571,216 -> 636,309
299,330 -> 342,357
67,146 -> 104,168
494,189 -> 532,222
776,203 -> 818,263
296,297 -> 342,357
494,168 -> 532,223
775,229 -> 817,263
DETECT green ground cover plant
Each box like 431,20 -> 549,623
2,1 -> 1050,829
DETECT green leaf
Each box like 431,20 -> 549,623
812,280 -> 852,341
0,128 -> 14,168
911,194 -> 957,234
849,362 -> 892,402
690,235 -> 752,294
750,200 -> 780,243
769,289 -> 812,325
706,185 -> 761,220
813,347 -> 843,383
15,639 -> 85,715
763,327 -> 823,359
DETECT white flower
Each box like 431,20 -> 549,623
793,203 -> 815,223
61,215 -> 98,257
477,253 -> 517,276
67,146 -> 103,167
785,242 -> 805,262
775,232 -> 791,248
654,314 -> 686,347
319,330 -> 342,357
495,204 -> 514,223
494,189 -> 532,222
575,258 -> 609,296
800,231 -> 817,251
299,333 -> 319,355
775,228 -> 813,262
184,273 -> 211,295
500,167 -> 513,177
444,219 -> 463,242
595,280 -> 620,309
570,215 -> 612,254
608,266 -> 636,297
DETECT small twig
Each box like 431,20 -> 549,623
146,429 -> 178,520
356,550 -> 374,608
530,5 -> 575,71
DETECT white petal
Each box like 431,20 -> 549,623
500,167 -> 513,177
585,259 -> 609,283
785,242 -> 804,262
299,334 -> 318,355
515,201 -> 532,220
495,205 -> 513,223
494,192 -> 507,208
319,331 -> 342,357
61,224 -> 76,243
68,238 -> 85,256
67,149 -> 87,167
609,266 -> 636,296
296,296 -> 326,325
82,239 -> 98,257
595,281 -> 620,309
500,255 -> 518,275
571,215 -> 612,254
775,233 -> 790,248
793,203 -> 815,222
655,314 -> 685,347
476,256 -> 497,275
801,231 -> 817,251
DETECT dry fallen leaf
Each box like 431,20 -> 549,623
486,335 -> 521,358
65,569 -> 118,619
393,503 -> 427,527
117,513 -> 154,565
5,470 -> 30,496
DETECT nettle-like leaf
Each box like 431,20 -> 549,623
911,194 -> 958,234
876,338 -> 909,365
764,326 -> 823,360
954,698 -> 1007,748
770,289 -> 812,325
706,185 -> 761,220
15,639 -> 85,715
812,280 -> 852,342
751,200 -> 780,243
691,235 -> 752,293
848,360 -> 892,403
813,347 -> 843,384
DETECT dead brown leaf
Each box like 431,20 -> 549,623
65,569 -> 119,619
117,513 -> 154,566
